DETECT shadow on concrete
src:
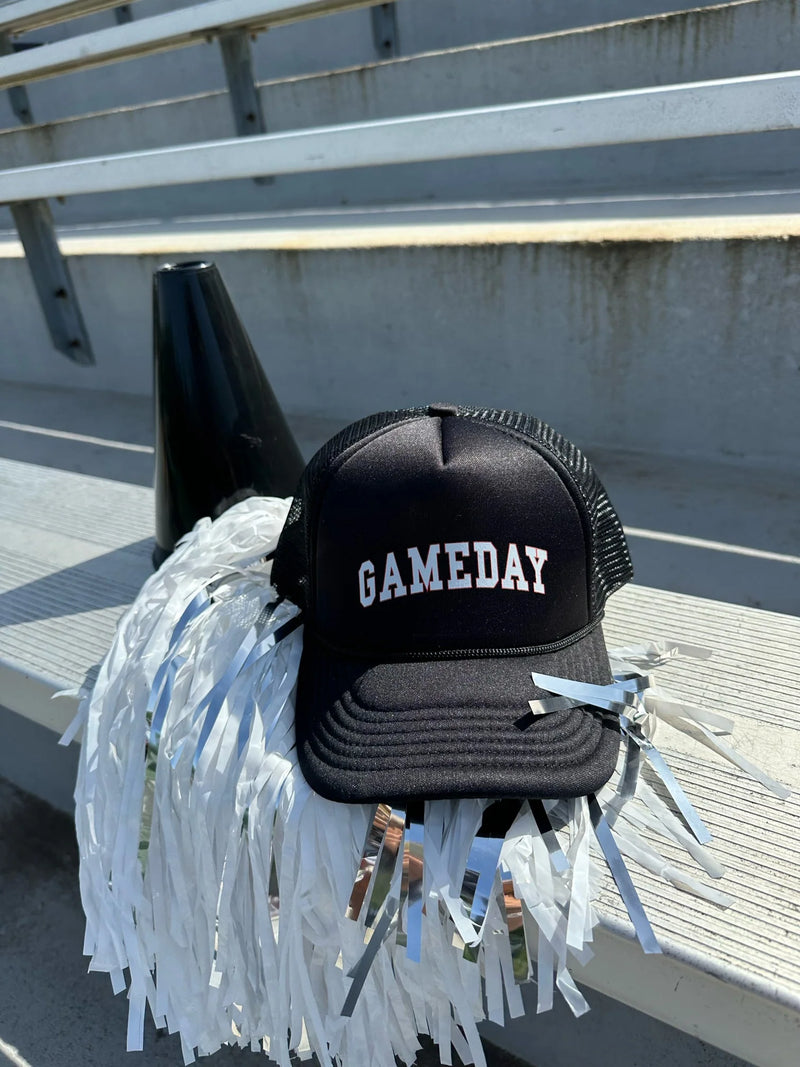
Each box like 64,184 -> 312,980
0,539 -> 152,628
0,423 -> 155,486
625,536 -> 800,614
593,449 -> 800,616
0,381 -> 155,487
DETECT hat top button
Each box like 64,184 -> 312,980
427,402 -> 459,417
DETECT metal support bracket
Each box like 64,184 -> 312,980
370,3 -> 399,59
0,32 -> 34,123
218,30 -> 272,185
11,200 -> 95,365
1,37 -> 94,363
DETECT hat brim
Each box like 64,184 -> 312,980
294,624 -> 619,804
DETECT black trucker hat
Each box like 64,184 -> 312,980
272,404 -> 633,804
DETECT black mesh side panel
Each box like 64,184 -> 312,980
457,406 -> 633,615
272,407 -> 428,609
273,404 -> 633,617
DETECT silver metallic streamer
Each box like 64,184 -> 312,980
236,688 -> 259,762
186,601 -> 301,771
147,655 -> 184,756
498,871 -> 530,983
629,779 -> 723,879
190,625 -> 261,770
146,589 -> 211,745
620,716 -> 712,844
364,807 -> 406,932
397,822 -> 425,962
643,690 -> 733,734
139,654 -> 185,869
460,835 -> 505,929
564,796 -> 593,953
588,794 -> 661,955
613,674 -> 655,692
609,639 -> 711,673
137,742 -> 158,868
529,800 -> 570,873
236,609 -> 303,759
686,720 -> 791,800
515,694 -> 581,728
341,899 -> 399,1018
612,733 -> 643,813
532,669 -> 715,844
531,672 -> 639,716
346,804 -> 392,922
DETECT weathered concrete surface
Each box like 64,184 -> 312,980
1,231 -> 799,470
0,706 -> 80,814
0,1 -> 744,129
3,2 -> 800,226
0,775 -> 753,1067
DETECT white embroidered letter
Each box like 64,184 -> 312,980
408,544 -> 443,594
501,543 -> 529,591
525,546 -> 548,594
359,561 -> 376,607
379,552 -> 408,601
444,542 -> 472,590
473,541 -> 499,588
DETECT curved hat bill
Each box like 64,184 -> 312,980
295,622 -> 620,804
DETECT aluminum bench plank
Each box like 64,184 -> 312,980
0,454 -> 798,1065
5,71 -> 800,201
0,456 -> 152,731
595,597 -> 800,1067
0,0 -> 383,89
0,0 -> 140,35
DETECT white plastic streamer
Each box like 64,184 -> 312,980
71,503 -> 791,1065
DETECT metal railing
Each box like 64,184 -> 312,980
0,0 -> 400,363
0,0 -> 388,88
2,71 -> 800,200
0,0 -> 796,365
0,0 -> 141,36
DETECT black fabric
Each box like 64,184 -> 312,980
296,624 -> 619,803
272,404 -> 633,620
273,407 -> 426,616
272,404 -> 633,804
459,407 -> 633,615
314,417 -> 589,655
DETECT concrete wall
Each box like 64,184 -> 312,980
2,233 -> 798,469
2,0 -> 739,127
0,706 -> 79,813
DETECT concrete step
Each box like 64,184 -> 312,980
4,0 -> 743,127
1,208 -> 799,472
1,380 -> 797,616
1,1 -> 798,227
